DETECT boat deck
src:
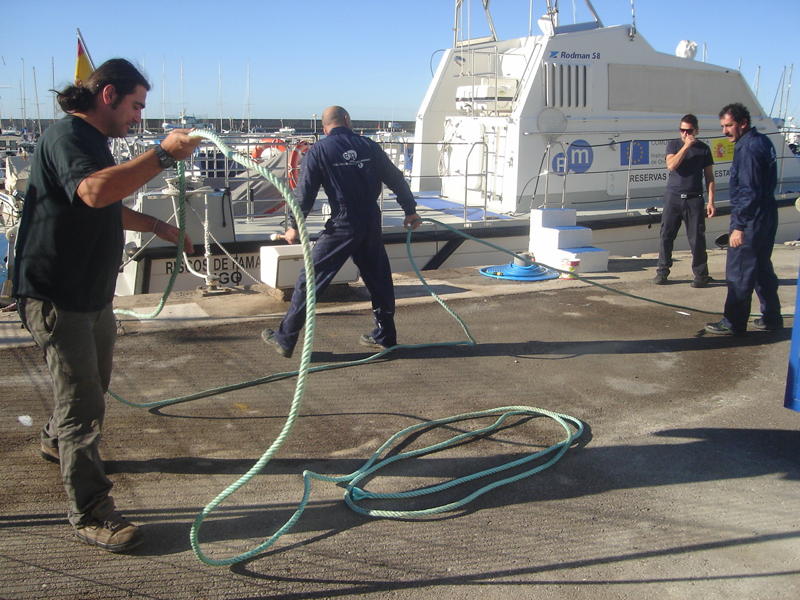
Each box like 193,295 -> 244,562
1,244 -> 799,599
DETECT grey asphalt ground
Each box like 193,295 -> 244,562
1,244 -> 798,600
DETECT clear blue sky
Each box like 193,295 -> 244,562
1,0 -> 798,123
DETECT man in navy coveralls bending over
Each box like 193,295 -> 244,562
262,106 -> 421,357
705,103 -> 782,335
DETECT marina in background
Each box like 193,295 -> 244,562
1,1 -> 799,299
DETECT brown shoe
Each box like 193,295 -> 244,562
74,498 -> 142,553
40,441 -> 59,464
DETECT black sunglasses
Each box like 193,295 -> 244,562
680,128 -> 695,133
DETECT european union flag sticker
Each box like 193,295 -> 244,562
620,140 -> 650,166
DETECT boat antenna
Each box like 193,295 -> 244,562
770,66 -> 787,117
754,65 -> 761,97
584,0 -> 604,27
452,0 -> 497,47
544,0 -> 559,32
627,0 -> 637,40
528,0 -> 533,36
482,0 -> 498,42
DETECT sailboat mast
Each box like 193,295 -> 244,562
32,66 -> 42,135
20,58 -> 27,131
218,62 -> 223,133
51,57 -> 56,120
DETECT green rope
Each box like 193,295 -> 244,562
109,131 -> 790,566
113,161 -> 188,320
108,132 -> 582,567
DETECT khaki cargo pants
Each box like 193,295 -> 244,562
19,298 -> 115,526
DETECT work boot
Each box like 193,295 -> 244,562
40,441 -> 59,464
73,497 -> 142,553
653,273 -> 668,285
359,334 -> 390,351
752,317 -> 784,331
691,275 -> 713,288
261,328 -> 292,358
704,319 -> 744,336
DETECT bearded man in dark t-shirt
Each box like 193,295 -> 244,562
13,59 -> 201,552
653,114 -> 716,287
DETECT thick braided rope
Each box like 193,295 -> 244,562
113,161 -> 188,320
180,131 -> 319,566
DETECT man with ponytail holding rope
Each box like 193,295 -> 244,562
262,105 -> 421,358
13,58 -> 200,552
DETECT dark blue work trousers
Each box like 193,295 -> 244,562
657,193 -> 708,278
275,221 -> 397,352
723,212 -> 781,332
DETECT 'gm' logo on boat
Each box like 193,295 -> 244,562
552,140 -> 593,175
343,150 -> 357,161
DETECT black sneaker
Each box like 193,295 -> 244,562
73,498 -> 142,553
691,276 -> 712,288
705,320 -> 744,336
653,273 -> 668,285
359,334 -> 391,351
752,317 -> 783,331
261,328 -> 293,358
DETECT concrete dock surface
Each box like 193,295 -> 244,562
1,244 -> 798,600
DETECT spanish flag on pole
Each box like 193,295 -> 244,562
74,29 -> 95,85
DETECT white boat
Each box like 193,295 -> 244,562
411,0 -> 800,213
113,0 -> 800,296
162,113 -> 215,132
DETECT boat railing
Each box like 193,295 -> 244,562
535,131 -> 800,214
463,141 -> 489,222
376,139 -> 492,225
535,136 -> 679,214
511,42 -> 542,107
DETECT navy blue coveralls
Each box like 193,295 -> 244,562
722,127 -> 781,332
273,126 -> 417,352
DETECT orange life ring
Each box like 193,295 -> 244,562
287,141 -> 310,189
250,138 -> 310,190
250,137 -> 288,159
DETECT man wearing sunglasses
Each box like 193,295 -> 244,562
654,114 -> 716,287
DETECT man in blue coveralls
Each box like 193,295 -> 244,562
262,106 -> 422,357
705,103 -> 782,335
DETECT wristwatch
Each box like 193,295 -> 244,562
151,144 -> 176,169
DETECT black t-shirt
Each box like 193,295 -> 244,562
665,138 -> 713,194
13,115 -> 123,311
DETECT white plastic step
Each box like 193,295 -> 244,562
534,246 -> 610,273
530,207 -> 577,229
529,225 -> 593,255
